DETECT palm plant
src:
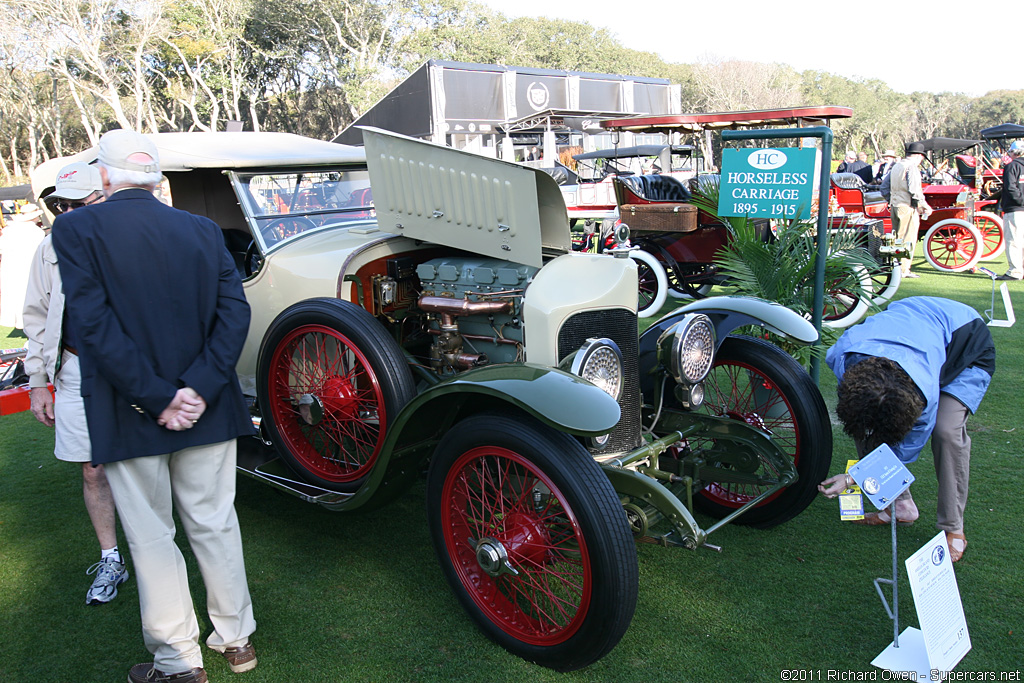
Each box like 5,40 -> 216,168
690,175 -> 879,364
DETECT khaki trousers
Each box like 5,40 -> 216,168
932,393 -> 971,532
892,204 -> 920,274
1004,210 -> 1023,278
104,440 -> 256,674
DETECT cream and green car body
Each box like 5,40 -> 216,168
32,128 -> 831,672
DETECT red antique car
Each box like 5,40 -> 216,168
830,136 -> 1004,273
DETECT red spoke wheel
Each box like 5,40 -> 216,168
427,414 -> 637,671
690,337 -> 831,528
923,219 -> 984,272
973,211 -> 1005,260
257,299 -> 415,491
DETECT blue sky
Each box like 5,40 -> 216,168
474,0 -> 1022,97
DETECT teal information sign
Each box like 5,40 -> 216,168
718,147 -> 816,219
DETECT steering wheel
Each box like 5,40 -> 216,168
243,241 -> 264,278
263,216 -> 317,241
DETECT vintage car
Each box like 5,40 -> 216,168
30,129 -> 832,671
559,144 -> 701,225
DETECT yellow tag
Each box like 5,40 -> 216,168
839,458 -> 864,521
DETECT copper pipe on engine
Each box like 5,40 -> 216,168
418,296 -> 513,316
449,353 -> 487,369
425,329 -> 520,346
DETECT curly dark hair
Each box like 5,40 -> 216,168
836,356 -> 925,452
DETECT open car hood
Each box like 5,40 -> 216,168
360,127 -> 570,269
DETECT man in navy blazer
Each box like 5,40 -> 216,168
52,129 -> 258,683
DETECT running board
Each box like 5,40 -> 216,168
236,439 -> 354,507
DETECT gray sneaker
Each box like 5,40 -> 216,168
85,556 -> 129,605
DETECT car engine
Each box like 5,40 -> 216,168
413,256 -> 537,374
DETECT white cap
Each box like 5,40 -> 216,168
51,162 -> 103,200
97,129 -> 160,173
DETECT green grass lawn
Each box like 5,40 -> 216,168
1,253 -> 1021,682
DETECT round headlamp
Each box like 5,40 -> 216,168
569,338 -> 623,401
658,314 -> 716,385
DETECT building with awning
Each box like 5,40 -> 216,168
334,60 -> 680,163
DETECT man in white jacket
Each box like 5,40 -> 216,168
22,162 -> 129,605
0,205 -> 45,328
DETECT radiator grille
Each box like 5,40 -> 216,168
557,309 -> 642,454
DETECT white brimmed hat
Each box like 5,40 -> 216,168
51,162 -> 103,200
883,150 -> 897,158
14,205 -> 43,221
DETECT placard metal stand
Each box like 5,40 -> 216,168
847,446 -> 914,661
976,266 -> 1016,327
850,446 -> 971,675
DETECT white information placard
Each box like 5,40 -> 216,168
907,530 -> 971,670
875,531 -> 971,674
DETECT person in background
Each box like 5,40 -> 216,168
836,150 -> 858,173
52,129 -> 257,683
818,297 -> 994,563
888,142 -> 932,279
874,150 -> 898,184
852,152 -> 874,184
23,162 -> 128,606
996,140 -> 1024,281
0,204 -> 45,329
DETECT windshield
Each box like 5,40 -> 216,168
574,151 -> 697,181
232,169 -> 374,251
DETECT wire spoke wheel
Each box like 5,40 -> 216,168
630,249 -> 668,318
268,325 -> 385,483
427,414 -> 637,671
442,446 -> 590,644
257,299 -> 415,491
686,337 -> 831,528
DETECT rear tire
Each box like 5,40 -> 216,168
923,219 -> 984,272
822,260 -> 872,329
257,298 -> 415,492
631,249 -> 668,318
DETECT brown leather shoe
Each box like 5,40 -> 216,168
127,664 -> 208,683
221,642 -> 258,673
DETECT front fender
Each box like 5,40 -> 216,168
638,295 -> 817,379
654,295 -> 817,344
327,363 -> 621,512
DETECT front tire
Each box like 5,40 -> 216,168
923,219 -> 984,272
427,413 -> 638,671
692,336 -> 832,528
257,298 -> 416,492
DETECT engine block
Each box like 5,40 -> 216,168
416,257 -> 538,370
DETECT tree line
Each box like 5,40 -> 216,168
2,0 -> 1023,184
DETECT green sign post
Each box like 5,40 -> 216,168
717,147 -> 817,219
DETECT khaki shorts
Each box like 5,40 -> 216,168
54,351 -> 92,463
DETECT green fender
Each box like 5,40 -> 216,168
650,294 -> 818,346
322,363 -> 621,512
